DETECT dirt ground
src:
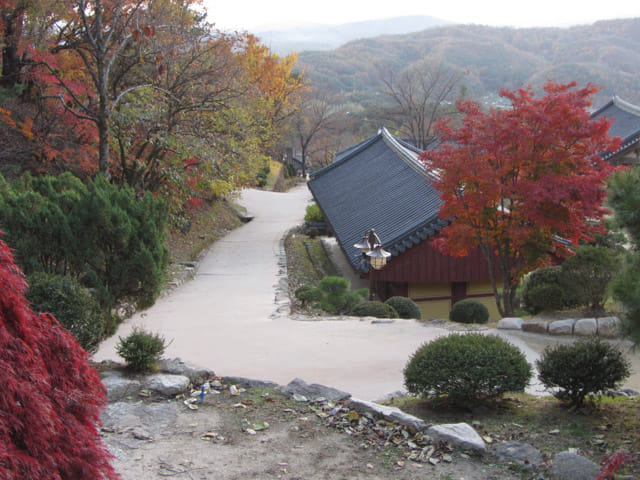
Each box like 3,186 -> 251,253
101,383 -> 521,480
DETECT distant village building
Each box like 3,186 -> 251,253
307,127 -> 499,320
282,147 -> 307,175
591,95 -> 640,166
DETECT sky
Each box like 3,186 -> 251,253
202,0 -> 640,31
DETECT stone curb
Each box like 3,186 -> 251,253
498,316 -> 623,338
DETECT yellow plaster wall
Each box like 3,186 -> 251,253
409,281 -> 500,321
409,283 -> 451,320
467,281 -> 501,320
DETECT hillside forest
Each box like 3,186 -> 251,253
294,17 -> 640,162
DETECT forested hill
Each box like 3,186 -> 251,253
296,18 -> 640,106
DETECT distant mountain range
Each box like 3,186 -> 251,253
293,17 -> 640,107
255,15 -> 452,54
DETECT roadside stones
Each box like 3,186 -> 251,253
143,373 -> 191,396
552,450 -> 600,480
522,320 -> 549,334
597,316 -> 622,338
497,317 -> 524,330
282,377 -> 351,402
497,315 -> 622,339
494,441 -> 543,470
222,376 -> 279,389
349,398 -> 429,434
574,318 -> 598,336
548,319 -> 575,335
101,371 -> 142,402
101,401 -> 180,437
157,357 -> 214,384
427,423 -> 487,452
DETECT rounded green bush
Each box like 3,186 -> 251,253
560,245 -> 620,310
304,203 -> 324,222
385,296 -> 421,319
350,301 -> 399,319
116,327 -> 167,372
449,299 -> 489,324
525,284 -> 565,313
27,272 -> 106,353
522,266 -> 565,313
536,338 -> 631,407
404,333 -> 532,406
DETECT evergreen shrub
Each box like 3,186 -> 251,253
304,203 -> 324,222
0,172 -> 169,310
317,276 -> 363,314
560,245 -> 620,310
404,334 -> 532,406
116,327 -> 167,372
536,338 -> 631,407
27,272 -> 106,353
255,165 -> 269,187
385,296 -> 421,319
295,286 -> 323,306
76,176 -> 170,309
522,266 -> 565,313
449,299 -> 489,324
350,301 -> 399,319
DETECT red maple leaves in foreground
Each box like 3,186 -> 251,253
0,233 -> 119,479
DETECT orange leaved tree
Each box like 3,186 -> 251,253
421,81 -> 620,317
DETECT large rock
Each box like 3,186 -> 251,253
548,319 -> 575,336
494,441 -> 543,469
101,401 -> 180,436
522,320 -> 548,334
101,371 -> 142,402
498,317 -> 524,330
157,357 -> 214,384
143,374 -> 191,396
282,378 -> 351,402
427,423 -> 486,452
574,318 -> 598,336
597,316 -> 622,338
222,376 -> 279,389
349,398 -> 429,433
552,451 -> 599,480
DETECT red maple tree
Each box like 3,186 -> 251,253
421,81 -> 620,316
0,233 -> 119,479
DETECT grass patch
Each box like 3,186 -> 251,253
386,394 -> 640,478
166,198 -> 242,263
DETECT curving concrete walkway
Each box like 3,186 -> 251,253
94,185 -> 640,400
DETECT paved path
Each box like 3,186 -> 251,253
95,186 -> 640,400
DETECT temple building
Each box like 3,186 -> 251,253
307,127 -> 499,320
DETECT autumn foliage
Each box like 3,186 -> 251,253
0,0 -> 306,216
0,233 -> 118,479
421,81 -> 620,315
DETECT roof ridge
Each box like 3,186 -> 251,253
310,132 -> 381,179
612,95 -> 640,117
380,127 -> 439,181
590,97 -> 615,118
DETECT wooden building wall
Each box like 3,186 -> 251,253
370,240 -> 500,320
375,240 -> 494,284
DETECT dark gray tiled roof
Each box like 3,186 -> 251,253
591,96 -> 640,160
308,127 -> 447,274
